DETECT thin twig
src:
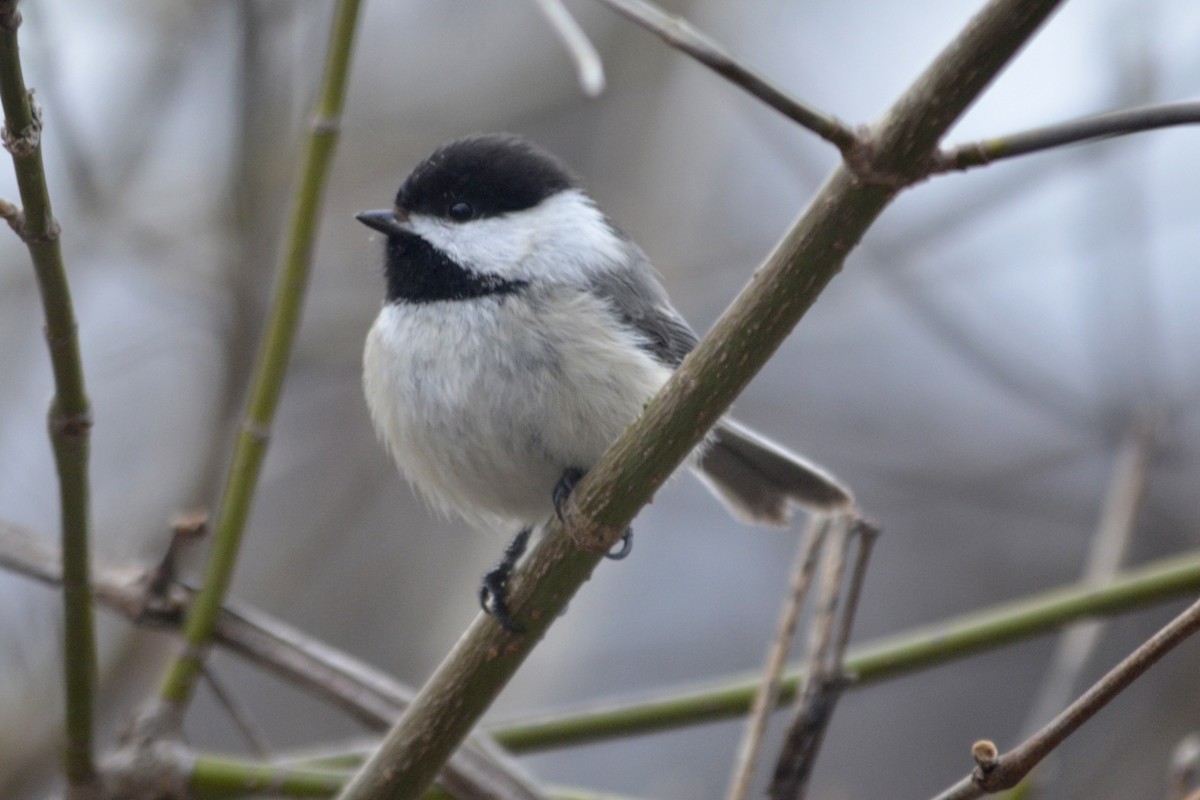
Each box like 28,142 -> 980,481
532,0 -> 605,97
769,514 -> 856,800
199,662 -> 272,758
0,2 -> 99,795
590,0 -> 857,152
0,521 -> 546,800
935,101 -> 1200,172
1000,417 -> 1154,797
153,0 -> 363,717
931,594 -> 1200,800
726,516 -> 831,800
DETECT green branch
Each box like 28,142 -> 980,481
155,0 -> 362,711
491,547 -> 1200,751
335,1 -> 1067,798
0,2 -> 98,793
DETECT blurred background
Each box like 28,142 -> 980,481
2,0 -> 1199,797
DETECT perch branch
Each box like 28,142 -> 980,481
334,2 -> 1066,798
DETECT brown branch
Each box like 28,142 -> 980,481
769,513 -> 876,800
590,0 -> 857,152
0,520 -> 546,800
931,594 -> 1200,800
935,101 -> 1200,171
726,516 -> 831,800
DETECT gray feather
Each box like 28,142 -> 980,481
589,241 -> 851,526
587,242 -> 698,367
696,419 -> 853,526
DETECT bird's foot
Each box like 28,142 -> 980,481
553,467 -> 634,560
479,527 -> 532,633
552,467 -> 585,523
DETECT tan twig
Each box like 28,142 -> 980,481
931,594 -> 1200,800
769,513 -> 862,800
531,0 -> 605,97
1004,415 -> 1155,796
726,516 -> 831,800
590,0 -> 857,152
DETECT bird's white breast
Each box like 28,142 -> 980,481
363,287 -> 672,530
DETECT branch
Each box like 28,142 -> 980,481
726,517 -> 831,800
590,0 -> 857,152
0,2 -> 99,794
931,594 -> 1200,799
0,521 -> 546,800
531,0 -> 605,97
489,546 -> 1200,753
769,515 -> 875,799
997,416 -> 1153,798
152,0 -> 363,716
334,2 -> 1067,798
935,101 -> 1200,172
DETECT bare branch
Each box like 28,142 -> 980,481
199,663 -> 271,758
726,516 -> 831,800
769,514 -> 875,800
0,521 -> 547,800
532,0 -> 605,97
590,0 -> 857,152
931,594 -> 1200,800
1018,417 -> 1154,734
936,101 -> 1200,172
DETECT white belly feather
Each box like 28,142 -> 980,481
363,288 -> 672,529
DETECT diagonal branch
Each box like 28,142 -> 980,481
0,2 -> 98,795
936,101 -> 1200,172
931,594 -> 1200,799
334,2 -> 1067,798
590,0 -> 857,152
0,521 -> 546,800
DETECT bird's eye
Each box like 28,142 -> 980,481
448,201 -> 474,222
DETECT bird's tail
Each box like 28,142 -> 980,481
694,418 -> 853,527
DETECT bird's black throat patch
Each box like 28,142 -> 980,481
383,230 -> 527,304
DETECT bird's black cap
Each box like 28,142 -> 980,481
394,133 -> 578,222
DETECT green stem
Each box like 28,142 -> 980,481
190,755 -> 640,800
0,2 -> 97,792
157,0 -> 362,708
490,548 -> 1200,752
191,756 -> 351,798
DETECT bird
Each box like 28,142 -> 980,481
358,133 -> 851,631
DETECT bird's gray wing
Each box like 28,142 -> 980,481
587,243 -> 698,367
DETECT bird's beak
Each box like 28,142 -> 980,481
356,209 -> 409,237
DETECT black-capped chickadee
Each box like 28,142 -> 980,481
358,133 -> 851,630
